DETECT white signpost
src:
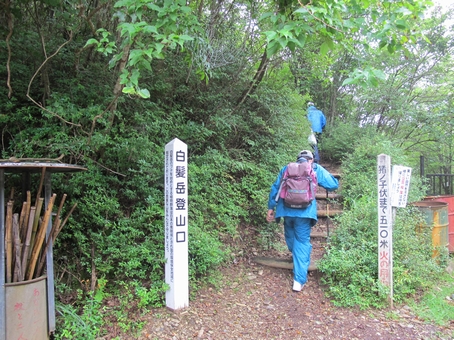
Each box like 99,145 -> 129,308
377,154 -> 412,308
377,154 -> 393,306
164,138 -> 189,310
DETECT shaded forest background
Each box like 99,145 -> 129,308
1,0 -> 454,337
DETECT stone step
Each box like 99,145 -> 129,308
252,256 -> 318,271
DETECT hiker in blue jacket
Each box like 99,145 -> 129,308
307,102 -> 326,163
266,150 -> 338,292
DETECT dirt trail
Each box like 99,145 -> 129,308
128,260 -> 453,340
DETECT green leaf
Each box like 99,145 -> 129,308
259,12 -> 273,21
137,88 -> 150,99
122,86 -> 136,94
142,60 -> 152,71
372,69 -> 386,81
396,7 -> 412,15
387,44 -> 395,53
263,31 -> 277,42
178,35 -> 194,42
277,37 -> 287,49
129,50 -> 143,66
130,69 -> 140,86
293,8 -> 309,15
342,78 -> 355,86
266,41 -> 281,57
296,34 -> 307,48
395,20 -> 407,30
142,25 -> 158,34
320,41 -> 330,55
84,39 -> 99,48
153,43 -> 165,58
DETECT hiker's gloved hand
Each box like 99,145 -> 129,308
266,209 -> 275,223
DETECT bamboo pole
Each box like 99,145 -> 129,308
36,202 -> 78,278
21,191 -> 32,240
12,214 -> 23,282
54,202 -> 77,240
9,187 -> 14,201
37,218 -> 60,277
38,201 -> 77,277
20,207 -> 36,281
18,200 -> 27,241
28,197 -> 44,261
5,201 -> 13,283
36,194 -> 66,277
35,167 -> 46,206
27,193 -> 56,280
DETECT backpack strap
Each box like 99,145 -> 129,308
275,167 -> 289,202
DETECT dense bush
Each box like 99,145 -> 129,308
318,134 -> 446,308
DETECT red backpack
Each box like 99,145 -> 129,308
276,162 -> 317,209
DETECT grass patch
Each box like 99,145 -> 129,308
409,269 -> 454,327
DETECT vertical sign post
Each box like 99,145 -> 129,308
165,138 -> 189,310
377,154 -> 393,308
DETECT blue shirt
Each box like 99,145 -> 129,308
307,106 -> 326,133
268,162 -> 339,225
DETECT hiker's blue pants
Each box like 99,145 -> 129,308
312,143 -> 320,163
284,217 -> 312,285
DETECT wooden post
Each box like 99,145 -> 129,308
377,154 -> 393,308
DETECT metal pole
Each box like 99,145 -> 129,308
44,172 -> 56,335
0,169 -> 5,339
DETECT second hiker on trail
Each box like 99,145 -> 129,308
266,150 -> 338,292
306,102 -> 326,163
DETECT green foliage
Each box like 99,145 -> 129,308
409,272 -> 454,327
319,134 -> 445,308
55,279 -> 108,340
257,221 -> 286,251
321,118 -> 378,164
261,0 -> 431,63
2,0 -> 452,334
55,278 -> 167,339
188,225 -> 226,281
93,0 -> 202,97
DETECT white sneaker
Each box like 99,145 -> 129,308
292,280 -> 304,292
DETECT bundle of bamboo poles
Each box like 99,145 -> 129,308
4,168 -> 77,283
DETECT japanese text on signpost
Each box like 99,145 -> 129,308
165,138 -> 189,310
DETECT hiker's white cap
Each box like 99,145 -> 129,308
298,150 -> 313,159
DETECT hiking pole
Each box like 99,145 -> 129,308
326,203 -> 330,239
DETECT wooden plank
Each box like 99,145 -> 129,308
252,256 -> 318,271
317,209 -> 342,217
310,231 -> 328,238
315,193 -> 342,200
